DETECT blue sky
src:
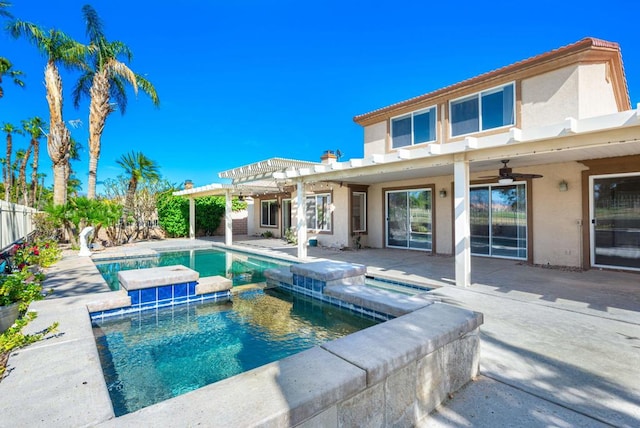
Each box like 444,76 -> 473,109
1,1 -> 639,195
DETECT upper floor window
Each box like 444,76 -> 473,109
260,199 -> 278,227
306,193 -> 331,231
450,83 -> 514,137
391,106 -> 437,149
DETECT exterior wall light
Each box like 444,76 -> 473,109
559,180 -> 568,192
439,188 -> 447,198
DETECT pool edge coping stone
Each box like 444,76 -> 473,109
96,346 -> 368,427
117,264 -> 199,291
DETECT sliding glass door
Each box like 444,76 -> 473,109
591,174 -> 640,270
386,189 -> 432,251
470,183 -> 527,259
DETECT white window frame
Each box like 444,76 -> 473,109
390,105 -> 437,149
306,193 -> 332,232
352,191 -> 367,232
449,82 -> 515,138
260,199 -> 278,227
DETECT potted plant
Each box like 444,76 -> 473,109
0,268 -> 46,333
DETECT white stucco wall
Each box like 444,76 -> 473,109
578,63 -> 619,118
521,65 -> 580,129
521,64 -> 620,129
529,162 -> 587,267
363,122 -> 387,157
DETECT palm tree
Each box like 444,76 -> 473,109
73,5 -> 159,200
2,122 -> 23,201
116,151 -> 159,217
9,20 -> 88,205
0,57 -> 25,99
66,136 -> 82,198
16,146 -> 32,205
22,116 -> 45,206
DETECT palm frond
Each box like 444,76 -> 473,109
0,1 -> 13,19
72,71 -> 94,108
81,4 -> 104,44
108,59 -> 137,89
109,76 -> 128,114
135,73 -> 160,106
110,40 -> 133,63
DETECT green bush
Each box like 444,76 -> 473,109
13,240 -> 61,269
0,268 -> 47,313
156,191 -> 190,237
157,192 -> 247,237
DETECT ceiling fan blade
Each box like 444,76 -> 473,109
478,175 -> 500,179
510,173 -> 544,179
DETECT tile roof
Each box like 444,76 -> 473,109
353,37 -> 628,125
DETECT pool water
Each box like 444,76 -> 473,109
93,288 -> 377,416
95,248 -> 291,290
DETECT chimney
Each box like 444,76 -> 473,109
184,180 -> 193,190
320,150 -> 337,165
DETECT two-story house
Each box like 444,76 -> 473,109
175,37 -> 640,285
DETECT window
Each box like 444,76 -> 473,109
306,193 -> 331,231
450,83 -> 514,137
391,106 -> 436,148
260,200 -> 278,227
352,192 -> 367,232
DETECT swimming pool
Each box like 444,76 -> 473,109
95,248 -> 291,291
92,287 -> 377,416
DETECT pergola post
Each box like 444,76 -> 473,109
296,180 -> 307,259
189,197 -> 195,240
225,189 -> 233,246
454,154 -> 471,287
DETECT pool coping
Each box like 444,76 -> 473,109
0,245 -> 475,427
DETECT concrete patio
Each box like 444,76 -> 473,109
1,236 -> 638,427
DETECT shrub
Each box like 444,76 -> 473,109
157,192 -> 246,237
12,240 -> 61,270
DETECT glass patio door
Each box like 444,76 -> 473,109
591,174 -> 640,270
385,189 -> 432,251
470,183 -> 527,259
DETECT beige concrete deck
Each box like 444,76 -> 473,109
1,236 -> 638,427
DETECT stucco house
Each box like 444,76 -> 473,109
175,37 -> 640,285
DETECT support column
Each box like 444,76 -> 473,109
296,180 -> 307,259
454,155 -> 471,287
189,197 -> 195,240
225,189 -> 233,246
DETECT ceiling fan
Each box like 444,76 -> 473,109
479,160 -> 543,183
